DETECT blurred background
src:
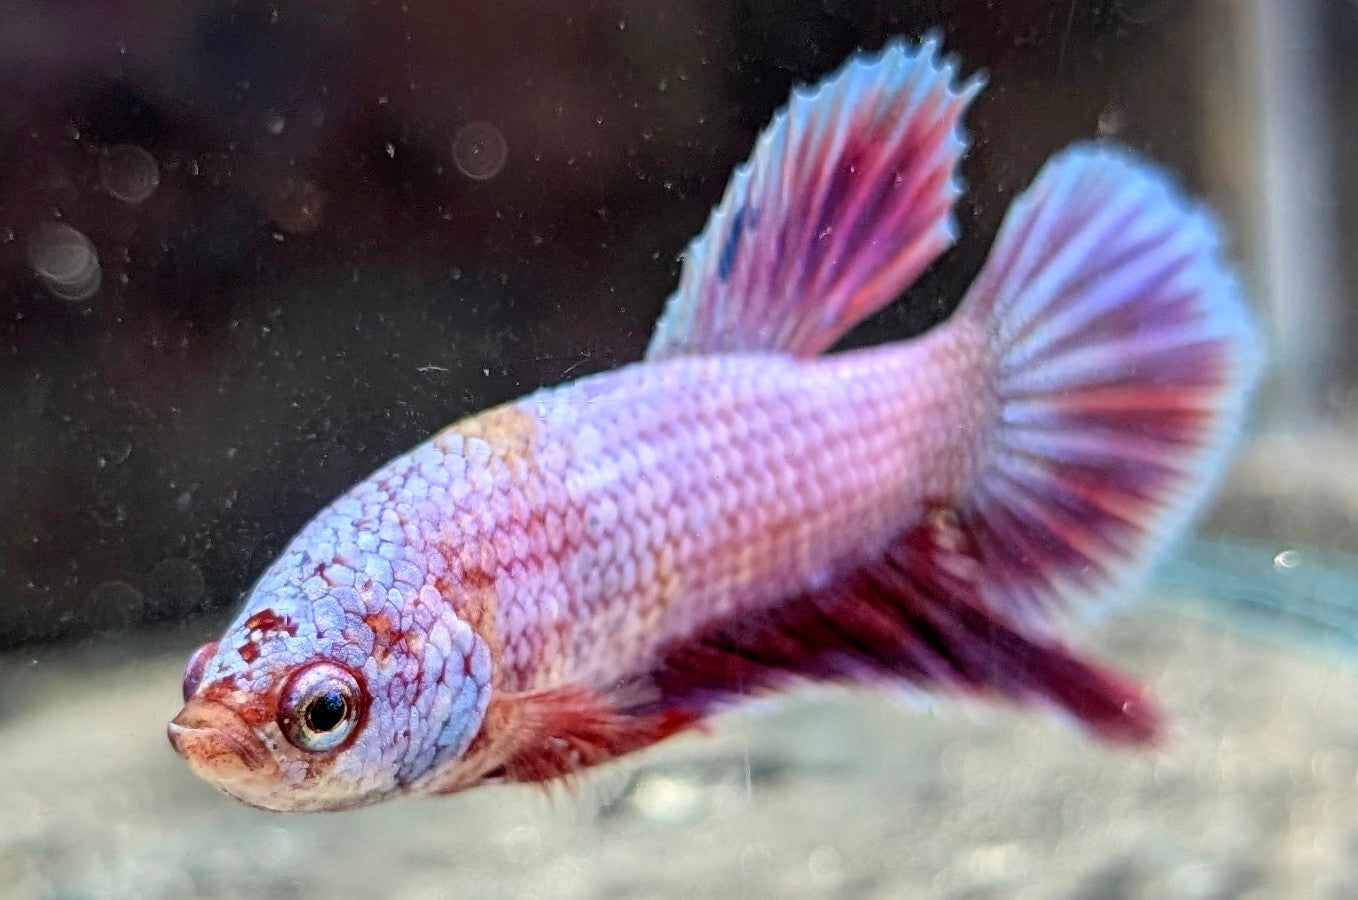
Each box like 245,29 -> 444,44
2,1 -> 1358,898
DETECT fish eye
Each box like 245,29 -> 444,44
181,641 -> 219,702
278,661 -> 365,753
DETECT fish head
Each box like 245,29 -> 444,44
168,522 -> 494,812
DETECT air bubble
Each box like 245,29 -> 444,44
625,772 -> 704,824
499,823 -> 542,863
98,144 -> 160,203
1273,549 -> 1300,570
1097,106 -> 1124,138
261,178 -> 327,234
146,558 -> 207,618
87,580 -> 145,628
452,121 -> 508,181
26,222 -> 101,301
807,845 -> 845,889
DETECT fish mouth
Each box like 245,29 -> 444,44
168,698 -> 275,780
169,698 -> 366,812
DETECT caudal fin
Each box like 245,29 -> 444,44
956,145 -> 1263,628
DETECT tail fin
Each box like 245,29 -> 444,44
647,35 -> 984,360
955,145 -> 1263,628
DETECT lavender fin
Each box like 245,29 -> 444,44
956,144 -> 1263,628
646,35 -> 984,360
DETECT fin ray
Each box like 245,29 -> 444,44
468,687 -> 699,787
646,36 -> 983,360
956,144 -> 1263,627
627,512 -> 1161,746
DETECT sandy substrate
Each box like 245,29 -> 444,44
1,598 -> 1356,900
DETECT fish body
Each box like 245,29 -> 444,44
169,37 -> 1260,812
473,330 -> 987,689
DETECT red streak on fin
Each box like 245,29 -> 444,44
646,36 -> 982,360
630,507 -> 1161,747
954,145 -> 1261,628
490,686 -> 701,786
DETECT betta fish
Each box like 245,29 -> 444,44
168,36 -> 1260,812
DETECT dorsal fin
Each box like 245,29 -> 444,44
646,36 -> 984,360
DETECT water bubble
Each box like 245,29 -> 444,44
98,144 -> 160,203
452,121 -> 508,181
93,433 -> 133,468
807,845 -> 844,889
625,772 -> 705,824
261,177 -> 327,234
1097,106 -> 1124,138
87,580 -> 145,628
1273,549 -> 1300,570
500,823 -> 542,863
26,222 -> 101,301
146,558 -> 207,618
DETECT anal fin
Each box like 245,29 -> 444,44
631,507 -> 1162,746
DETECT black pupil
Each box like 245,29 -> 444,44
305,689 -> 347,733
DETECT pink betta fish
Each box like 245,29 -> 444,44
168,37 -> 1260,812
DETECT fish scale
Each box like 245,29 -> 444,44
463,326 -> 988,688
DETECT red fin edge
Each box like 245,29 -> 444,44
630,507 -> 1162,747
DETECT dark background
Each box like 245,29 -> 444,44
0,0 -> 1338,646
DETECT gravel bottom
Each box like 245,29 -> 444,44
2,599 -> 1357,900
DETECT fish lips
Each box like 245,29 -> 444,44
169,698 -> 282,801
